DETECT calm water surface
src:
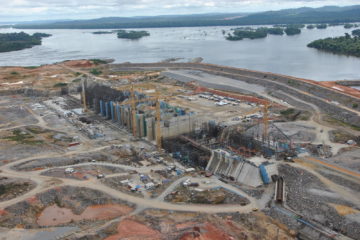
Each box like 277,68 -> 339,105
0,26 -> 359,81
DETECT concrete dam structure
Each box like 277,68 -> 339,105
82,77 -> 197,142
206,149 -> 278,187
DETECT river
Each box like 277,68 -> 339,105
0,25 -> 359,81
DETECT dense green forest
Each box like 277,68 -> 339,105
307,34 -> 360,57
353,29 -> 360,37
12,5 -> 360,29
226,27 -> 286,41
226,28 -> 267,41
0,32 -> 51,53
284,27 -> 301,35
344,23 -> 359,29
266,27 -> 284,35
307,24 -> 315,29
116,30 -> 150,39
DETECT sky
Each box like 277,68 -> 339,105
0,0 -> 359,22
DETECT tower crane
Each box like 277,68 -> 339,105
116,93 -> 171,150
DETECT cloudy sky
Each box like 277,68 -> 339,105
1,0 -> 359,22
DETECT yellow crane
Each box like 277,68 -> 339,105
116,93 -> 168,150
232,103 -> 271,142
263,103 -> 270,142
114,83 -> 157,137
114,82 -> 173,149
81,79 -> 88,112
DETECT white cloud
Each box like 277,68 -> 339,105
0,0 -> 359,22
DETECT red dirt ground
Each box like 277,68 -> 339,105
105,219 -> 162,240
37,204 -> 133,227
179,222 -> 235,240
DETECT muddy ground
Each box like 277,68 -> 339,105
0,186 -> 134,229
71,209 -> 294,240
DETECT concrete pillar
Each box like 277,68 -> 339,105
99,100 -> 104,116
146,117 -> 154,141
110,101 -> 114,121
93,98 -> 99,113
105,102 -> 109,119
116,104 -> 121,124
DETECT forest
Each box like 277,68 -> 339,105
226,27 -> 286,41
116,30 -> 150,40
284,27 -> 301,35
0,32 -> 51,53
307,34 -> 360,57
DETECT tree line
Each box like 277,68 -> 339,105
0,32 -> 51,53
307,33 -> 360,57
225,26 -> 301,41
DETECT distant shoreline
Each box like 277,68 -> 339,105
8,5 -> 360,30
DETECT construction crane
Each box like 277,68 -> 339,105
262,103 -> 270,143
114,83 -> 157,137
81,79 -> 88,112
234,103 -> 271,143
116,94 -> 168,150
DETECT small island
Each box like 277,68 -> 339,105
307,24 -> 315,29
0,32 -> 51,53
226,28 -> 267,41
316,24 -> 327,29
307,33 -> 360,57
284,27 -> 301,36
92,31 -> 113,34
116,30 -> 150,40
225,27 -> 284,41
265,27 -> 284,35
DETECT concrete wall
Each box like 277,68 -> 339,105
206,149 -> 263,187
161,115 -> 197,139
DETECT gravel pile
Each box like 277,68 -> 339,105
317,170 -> 360,193
279,164 -> 360,239
231,183 -> 265,199
165,186 -> 250,205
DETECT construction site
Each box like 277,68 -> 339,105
0,59 -> 359,240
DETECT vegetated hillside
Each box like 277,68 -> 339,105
0,32 -> 51,53
307,34 -> 360,57
13,5 -> 360,29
